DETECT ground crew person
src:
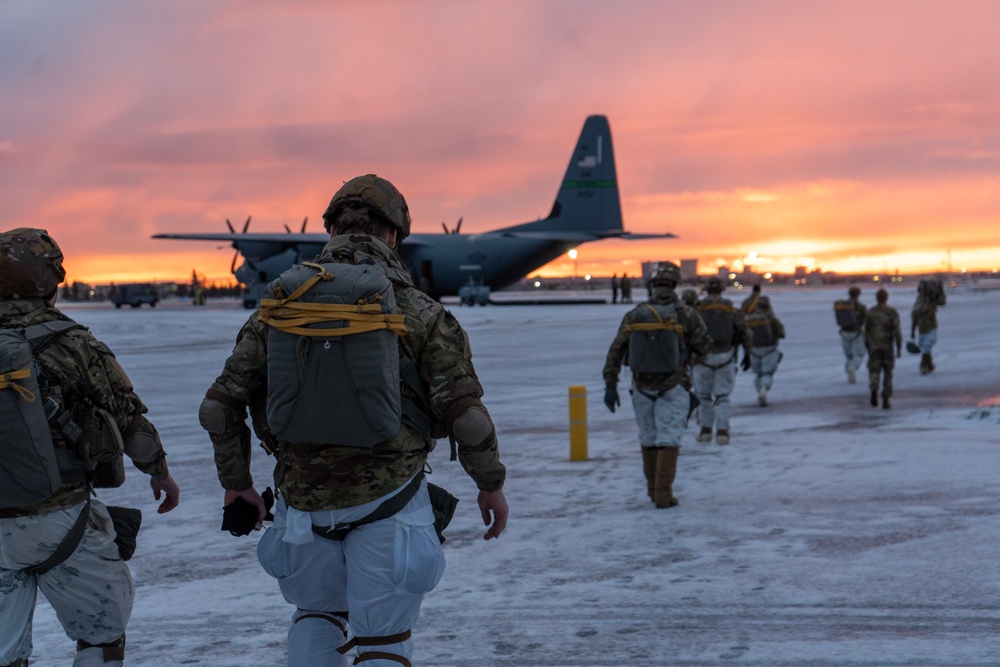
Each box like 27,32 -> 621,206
611,273 -> 620,304
835,286 -> 868,383
742,293 -> 786,406
910,280 -> 945,375
602,262 -> 712,508
865,288 -> 903,408
621,273 -> 633,303
692,277 -> 752,445
199,175 -> 508,667
0,228 -> 180,667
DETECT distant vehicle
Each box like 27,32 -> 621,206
110,283 -> 159,308
153,115 -> 677,308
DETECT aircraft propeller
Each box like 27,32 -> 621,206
226,216 -> 253,272
441,217 -> 463,234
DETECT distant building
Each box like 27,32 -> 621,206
680,259 -> 698,283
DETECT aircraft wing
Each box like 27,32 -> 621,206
152,232 -> 329,244
493,230 -> 676,241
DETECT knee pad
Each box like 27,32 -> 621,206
77,634 -> 125,663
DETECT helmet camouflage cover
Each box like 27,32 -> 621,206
705,276 -> 726,293
650,261 -> 681,287
848,286 -> 861,297
322,174 -> 411,243
0,228 -> 66,299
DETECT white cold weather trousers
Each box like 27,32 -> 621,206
918,328 -> 937,354
629,382 -> 690,447
258,475 -> 446,667
751,345 -> 783,392
840,330 -> 866,372
0,499 -> 132,667
692,350 -> 738,431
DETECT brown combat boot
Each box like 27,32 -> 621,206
882,394 -> 891,409
696,427 -> 713,442
716,429 -> 730,445
920,353 -> 931,375
640,447 -> 658,501
653,446 -> 680,508
870,390 -> 878,407
927,352 -> 935,372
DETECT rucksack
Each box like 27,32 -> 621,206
918,280 -> 946,306
746,311 -> 776,347
626,303 -> 683,374
260,260 -> 409,448
0,321 -> 79,508
834,299 -> 861,328
697,300 -> 737,346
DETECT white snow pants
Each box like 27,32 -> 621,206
0,499 -> 132,667
840,330 -> 866,372
751,345 -> 782,392
918,328 -> 937,354
630,382 -> 690,447
258,476 -> 446,667
692,351 -> 738,431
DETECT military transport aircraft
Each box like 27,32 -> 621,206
153,115 -> 675,307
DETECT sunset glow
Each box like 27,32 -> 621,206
2,2 -> 998,286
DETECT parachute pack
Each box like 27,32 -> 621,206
261,261 -> 409,448
746,312 -> 776,347
626,303 -> 683,374
834,299 -> 862,328
697,301 -> 737,346
918,279 -> 946,306
0,320 -> 82,508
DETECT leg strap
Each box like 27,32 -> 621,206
337,630 -> 411,656
293,610 -> 349,637
3,659 -> 29,667
77,634 -> 125,662
355,652 -> 412,666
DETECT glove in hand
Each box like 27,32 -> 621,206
604,384 -> 621,413
741,354 -> 752,372
221,487 -> 275,537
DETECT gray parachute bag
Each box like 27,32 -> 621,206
627,303 -> 682,374
747,312 -> 776,346
698,302 -> 736,346
834,300 -> 861,328
0,329 -> 61,508
263,261 -> 405,448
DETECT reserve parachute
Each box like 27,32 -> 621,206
626,303 -> 683,374
261,261 -> 408,447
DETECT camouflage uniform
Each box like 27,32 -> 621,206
0,298 -> 170,667
865,300 -> 903,407
603,283 -> 712,507
692,293 -> 752,442
743,296 -> 786,406
204,234 -> 505,667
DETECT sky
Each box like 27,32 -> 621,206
24,284 -> 1000,665
1,0 -> 999,285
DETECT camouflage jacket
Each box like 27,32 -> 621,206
910,298 -> 939,335
603,287 -> 713,392
206,234 -> 506,511
696,294 -> 753,355
1,298 -> 168,516
865,303 -> 902,352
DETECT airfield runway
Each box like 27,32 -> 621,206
26,284 -> 1000,666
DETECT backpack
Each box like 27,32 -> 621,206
626,303 -> 683,374
0,321 -> 79,508
918,280 -> 946,306
697,300 -> 736,346
746,311 -> 776,347
261,260 -> 409,448
834,299 -> 861,328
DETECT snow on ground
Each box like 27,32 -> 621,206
26,284 -> 1000,666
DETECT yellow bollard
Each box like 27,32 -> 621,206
568,385 -> 588,461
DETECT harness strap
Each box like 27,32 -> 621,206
699,351 -> 737,371
338,630 -> 412,657
26,497 -> 91,576
355,652 -> 412,666
294,611 -> 349,637
312,472 -> 423,541
76,634 -> 125,662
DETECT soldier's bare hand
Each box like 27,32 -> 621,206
478,489 -> 508,540
151,472 -> 180,514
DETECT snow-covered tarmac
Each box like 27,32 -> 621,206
28,284 -> 1000,666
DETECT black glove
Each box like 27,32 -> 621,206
604,383 -> 621,413
741,353 -> 752,372
221,487 -> 275,537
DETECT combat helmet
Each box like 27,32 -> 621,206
322,174 -> 411,247
681,288 -> 698,307
705,276 -> 726,294
650,262 -> 681,287
848,286 -> 861,297
0,228 -> 66,299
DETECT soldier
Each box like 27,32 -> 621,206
865,288 -> 903,408
602,262 -> 712,508
199,175 -> 508,667
611,273 -> 620,304
692,277 -> 753,445
620,273 -> 633,303
834,286 -> 868,383
680,287 -> 699,308
743,293 -> 786,406
910,280 -> 946,375
0,228 -> 180,667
